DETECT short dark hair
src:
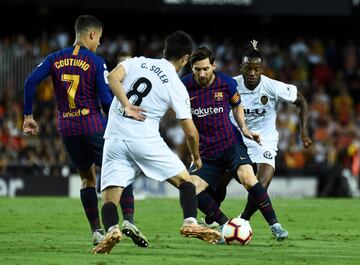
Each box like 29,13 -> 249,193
190,46 -> 215,66
241,40 -> 263,61
164,30 -> 194,60
75,14 -> 104,34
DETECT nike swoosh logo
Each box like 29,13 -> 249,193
240,156 -> 246,160
189,96 -> 197,101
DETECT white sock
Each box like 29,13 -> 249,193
183,217 -> 197,225
108,224 -> 119,232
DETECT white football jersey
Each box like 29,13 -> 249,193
230,75 -> 297,144
105,57 -> 191,140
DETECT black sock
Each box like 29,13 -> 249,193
248,182 -> 278,225
80,187 -> 100,231
197,191 -> 228,226
179,182 -> 197,219
120,185 -> 134,224
204,185 -> 227,224
205,215 -> 215,225
101,202 -> 119,232
241,193 -> 258,221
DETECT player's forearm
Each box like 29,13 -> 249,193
23,78 -> 37,115
296,93 -> 310,137
108,76 -> 131,108
299,106 -> 309,137
181,119 -> 200,160
233,105 -> 247,132
185,132 -> 200,160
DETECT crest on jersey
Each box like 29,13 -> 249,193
263,151 -> 273,159
260,96 -> 268,105
214,92 -> 223,101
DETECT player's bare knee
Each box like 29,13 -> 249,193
102,186 -> 122,205
79,170 -> 96,188
168,170 -> 194,188
259,175 -> 272,188
81,177 -> 96,188
237,165 -> 257,190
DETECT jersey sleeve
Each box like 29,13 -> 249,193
228,77 -> 241,107
23,55 -> 52,115
95,58 -> 114,115
274,80 -> 298,103
169,77 -> 192,120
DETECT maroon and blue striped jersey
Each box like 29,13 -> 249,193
181,72 -> 243,158
24,45 -> 113,137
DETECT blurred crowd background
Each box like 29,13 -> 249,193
0,0 -> 359,197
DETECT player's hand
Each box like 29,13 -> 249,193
249,131 -> 262,145
301,135 -> 313,149
190,156 -> 202,172
23,115 -> 39,136
242,127 -> 262,145
124,104 -> 146,121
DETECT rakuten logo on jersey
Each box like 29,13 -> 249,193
191,106 -> 224,117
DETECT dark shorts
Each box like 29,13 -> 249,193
189,143 -> 252,190
62,131 -> 105,171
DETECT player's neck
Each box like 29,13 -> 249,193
73,38 -> 89,50
244,79 -> 260,90
168,59 -> 182,73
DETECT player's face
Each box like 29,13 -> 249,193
192,58 -> 216,87
241,57 -> 263,89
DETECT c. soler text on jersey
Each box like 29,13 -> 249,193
141,63 -> 168,84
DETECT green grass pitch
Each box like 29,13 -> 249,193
0,197 -> 359,265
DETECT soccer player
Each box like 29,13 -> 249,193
181,46 -> 289,242
22,14 -> 147,247
204,40 -> 313,226
92,31 -> 221,254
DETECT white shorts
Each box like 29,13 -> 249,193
101,138 -> 186,191
244,138 -> 278,169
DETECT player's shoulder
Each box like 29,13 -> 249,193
233,74 -> 242,80
216,72 -> 237,89
217,71 -> 235,82
261,75 -> 278,85
181,72 -> 193,83
47,47 -> 68,60
70,46 -> 105,64
261,75 -> 294,92
124,56 -> 165,68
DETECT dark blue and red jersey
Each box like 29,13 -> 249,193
24,45 -> 113,137
181,72 -> 244,158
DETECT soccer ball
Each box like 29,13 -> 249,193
221,217 -> 253,245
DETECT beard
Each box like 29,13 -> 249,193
198,77 -> 210,87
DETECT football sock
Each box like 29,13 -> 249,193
101,201 -> 119,232
203,188 -> 216,224
197,191 -> 228,226
205,215 -> 215,225
241,194 -> 258,221
80,187 -> 101,231
205,185 -> 226,206
204,184 -> 227,224
120,185 -> 134,224
179,182 -> 197,219
248,182 -> 278,225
